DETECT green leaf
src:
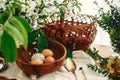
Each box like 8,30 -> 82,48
4,22 -> 24,46
39,15 -> 47,20
0,9 -> 10,24
1,31 -> 17,62
66,47 -> 73,58
28,29 -> 39,44
74,0 -> 82,11
14,16 -> 32,32
38,31 -> 48,52
10,16 -> 28,49
0,28 -> 2,50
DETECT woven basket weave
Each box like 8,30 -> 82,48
42,14 -> 97,51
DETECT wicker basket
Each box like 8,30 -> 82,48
42,14 -> 97,51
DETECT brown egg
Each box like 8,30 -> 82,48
31,58 -> 43,65
42,49 -> 54,57
44,56 -> 55,63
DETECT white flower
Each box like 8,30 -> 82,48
0,0 -> 7,11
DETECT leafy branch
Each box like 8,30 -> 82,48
87,48 -> 120,79
0,0 -> 32,62
87,48 -> 110,77
87,48 -> 109,66
93,0 -> 120,54
87,48 -> 102,60
87,64 -> 109,76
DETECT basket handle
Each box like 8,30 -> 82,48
59,0 -> 69,29
59,0 -> 75,29
59,17 -> 64,29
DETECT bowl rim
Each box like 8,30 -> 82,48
16,40 -> 66,66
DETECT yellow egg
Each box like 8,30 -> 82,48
31,58 -> 43,65
42,49 -> 54,57
44,56 -> 55,63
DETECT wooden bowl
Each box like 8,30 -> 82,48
16,40 -> 66,75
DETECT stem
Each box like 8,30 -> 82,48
59,17 -> 64,28
63,0 -> 67,2
3,10 -> 13,28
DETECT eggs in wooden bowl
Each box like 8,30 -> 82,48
16,40 -> 66,75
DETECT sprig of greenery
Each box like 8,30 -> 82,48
87,48 -> 110,77
87,48 -> 109,68
87,48 -> 102,60
93,0 -> 120,54
87,64 -> 109,76
87,48 -> 120,79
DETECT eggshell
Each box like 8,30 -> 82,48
44,56 -> 55,63
31,58 -> 43,65
42,49 -> 54,57
31,53 -> 45,60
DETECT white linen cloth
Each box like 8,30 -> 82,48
0,50 -> 108,80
